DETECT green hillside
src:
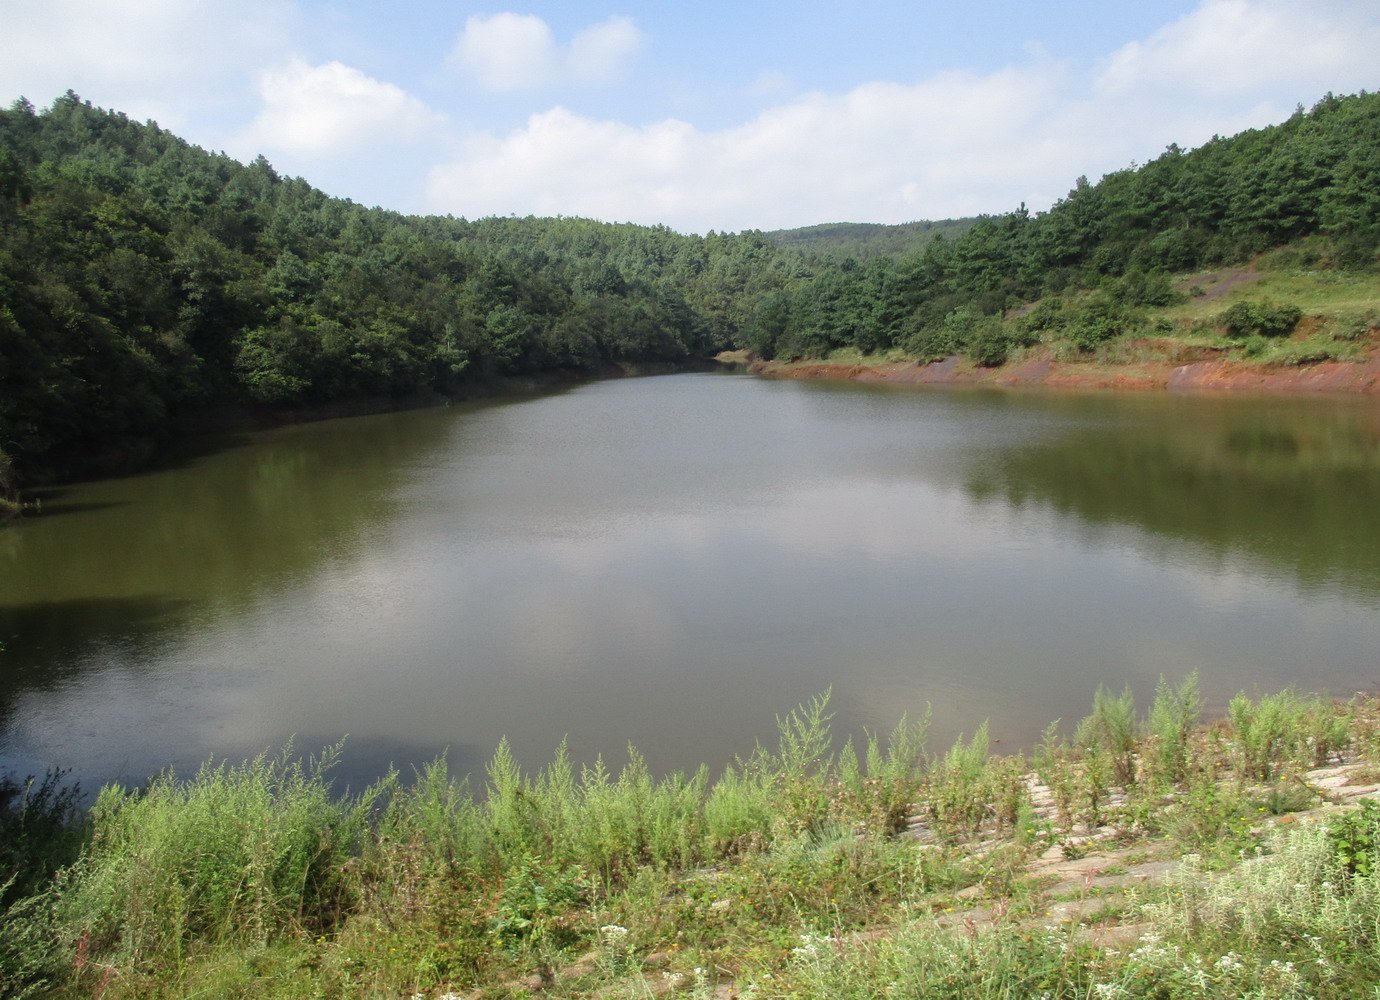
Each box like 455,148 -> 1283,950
761,218 -> 978,260
3,90 -> 1379,501
740,92 -> 1380,364
0,94 -> 796,488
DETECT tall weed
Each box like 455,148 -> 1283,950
928,723 -> 992,839
1083,685 -> 1139,787
54,743 -> 381,973
1144,673 -> 1203,787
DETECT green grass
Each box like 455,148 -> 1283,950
770,253 -> 1380,375
5,685 -> 1380,999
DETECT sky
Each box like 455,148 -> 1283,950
2,0 -> 1378,234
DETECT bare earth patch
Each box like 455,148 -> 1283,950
746,345 -> 1380,395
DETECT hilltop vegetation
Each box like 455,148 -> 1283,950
2,90 -> 1379,497
0,93 -> 797,487
761,219 -> 978,260
739,91 -> 1380,364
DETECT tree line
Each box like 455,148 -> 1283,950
740,91 -> 1380,363
2,90 -> 1378,491
0,93 -> 801,486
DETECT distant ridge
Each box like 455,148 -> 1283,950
761,218 -> 979,260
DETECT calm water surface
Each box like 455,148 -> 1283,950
3,372 -> 1380,789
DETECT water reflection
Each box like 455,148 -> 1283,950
963,393 -> 1380,597
3,376 -> 1379,790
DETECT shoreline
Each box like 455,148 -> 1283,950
6,685 -> 1380,999
735,345 -> 1380,396
9,358 -> 724,495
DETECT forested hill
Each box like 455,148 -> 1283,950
3,90 -> 1379,493
761,219 -> 977,260
738,91 -> 1380,362
0,93 -> 802,487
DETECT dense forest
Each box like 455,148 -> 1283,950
761,219 -> 978,260
741,90 -> 1380,364
2,90 -> 1379,494
0,92 -> 807,489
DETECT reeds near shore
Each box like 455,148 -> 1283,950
4,680 -> 1380,999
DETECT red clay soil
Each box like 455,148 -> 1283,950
747,346 -> 1380,395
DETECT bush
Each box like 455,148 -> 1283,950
1218,300 -> 1304,339
56,744 -> 380,972
1018,296 -> 1066,335
1328,800 -> 1380,878
902,307 -> 977,362
1145,674 -> 1203,787
965,318 -> 1013,367
1333,309 -> 1378,341
1065,293 -> 1137,352
0,770 -> 85,905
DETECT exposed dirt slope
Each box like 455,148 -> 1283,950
746,347 -> 1380,395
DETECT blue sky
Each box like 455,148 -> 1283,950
3,0 -> 1378,232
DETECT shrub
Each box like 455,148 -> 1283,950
1332,309 -> 1378,341
0,770 -> 85,905
1065,293 -> 1137,352
1226,690 -> 1342,780
53,744 -> 380,973
1018,296 -> 1066,335
1080,686 -> 1139,788
1328,800 -> 1380,878
1218,300 -> 1304,339
965,318 -> 1013,367
1144,674 -> 1203,788
927,724 -> 993,838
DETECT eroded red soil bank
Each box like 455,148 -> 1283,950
746,347 -> 1380,395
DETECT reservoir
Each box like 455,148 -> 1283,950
3,371 -> 1379,791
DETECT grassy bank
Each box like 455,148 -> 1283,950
745,251 -> 1380,389
5,682 -> 1380,999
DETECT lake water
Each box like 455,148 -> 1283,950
3,371 -> 1379,791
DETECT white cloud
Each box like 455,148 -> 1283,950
0,0 -> 293,129
451,13 -> 559,91
426,62 -> 1071,230
428,0 -> 1380,232
1096,0 -> 1380,98
244,59 -> 445,158
450,12 -> 646,91
568,16 -> 646,84
3,0 -> 1376,231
